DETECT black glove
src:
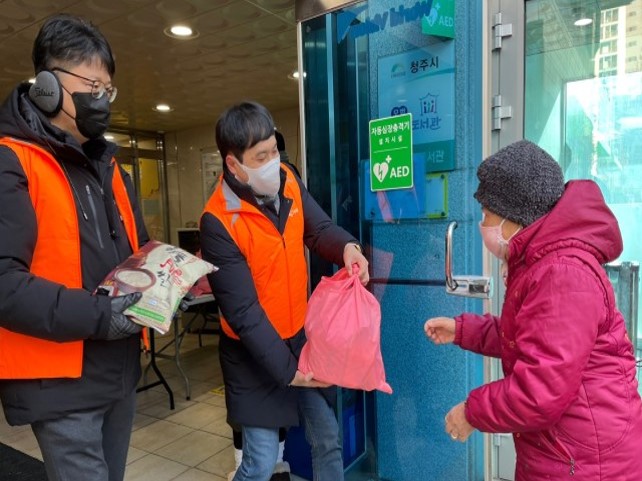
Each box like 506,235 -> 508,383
178,291 -> 196,312
107,292 -> 143,340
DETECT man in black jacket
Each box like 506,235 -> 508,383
0,14 -> 146,481
201,101 -> 369,481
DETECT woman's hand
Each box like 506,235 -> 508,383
445,401 -> 475,442
424,317 -> 456,345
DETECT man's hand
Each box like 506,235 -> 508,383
178,291 -> 196,312
343,243 -> 369,285
289,370 -> 331,388
106,292 -> 143,340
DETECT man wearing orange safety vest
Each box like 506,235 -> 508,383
0,14 -> 147,481
200,101 -> 369,481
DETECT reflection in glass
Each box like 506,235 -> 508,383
525,0 -> 642,385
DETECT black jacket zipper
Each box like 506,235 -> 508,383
85,185 -> 104,249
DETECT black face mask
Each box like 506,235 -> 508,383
71,92 -> 111,139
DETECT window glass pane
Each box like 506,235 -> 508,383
525,1 -> 642,380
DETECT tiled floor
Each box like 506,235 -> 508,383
0,326 -> 306,481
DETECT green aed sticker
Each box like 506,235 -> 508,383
369,113 -> 414,192
421,0 -> 455,39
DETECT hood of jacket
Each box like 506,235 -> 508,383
508,179 -> 622,269
0,83 -> 117,164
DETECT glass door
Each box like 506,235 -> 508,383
524,0 -> 641,381
138,155 -> 165,241
298,2 -> 485,480
491,1 -> 642,479
297,12 -> 375,480
109,130 -> 168,242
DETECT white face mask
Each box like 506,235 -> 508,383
239,156 -> 281,197
478,215 -> 521,261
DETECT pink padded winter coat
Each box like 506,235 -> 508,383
456,180 -> 642,480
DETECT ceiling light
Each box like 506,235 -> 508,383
28,77 -> 36,84
574,17 -> 592,27
171,25 -> 192,36
164,25 -> 199,39
104,134 -> 115,140
154,104 -> 173,112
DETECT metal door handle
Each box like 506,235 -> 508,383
445,221 -> 493,299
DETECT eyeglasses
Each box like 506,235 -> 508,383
52,67 -> 118,103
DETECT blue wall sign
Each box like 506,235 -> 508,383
378,42 -> 456,172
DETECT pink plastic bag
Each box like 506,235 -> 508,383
298,267 -> 392,394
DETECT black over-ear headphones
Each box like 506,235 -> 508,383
28,70 -> 63,116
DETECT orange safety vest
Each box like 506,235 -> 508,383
203,167 -> 308,340
0,137 -> 139,379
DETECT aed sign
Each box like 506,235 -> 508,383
369,113 -> 414,191
421,0 -> 455,39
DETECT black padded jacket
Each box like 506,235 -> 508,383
200,167 -> 356,428
0,83 -> 149,425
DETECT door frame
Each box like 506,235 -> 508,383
484,1 -> 525,480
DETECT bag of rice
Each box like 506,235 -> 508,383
98,240 -> 217,334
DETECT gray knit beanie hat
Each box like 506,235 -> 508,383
474,140 -> 565,226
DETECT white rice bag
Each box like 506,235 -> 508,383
98,240 -> 217,334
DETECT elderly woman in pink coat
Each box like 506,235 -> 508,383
426,140 -> 642,480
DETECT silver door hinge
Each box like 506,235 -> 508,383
492,95 -> 512,131
493,13 -> 513,50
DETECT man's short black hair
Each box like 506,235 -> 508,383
32,14 -> 115,77
216,101 -> 275,168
